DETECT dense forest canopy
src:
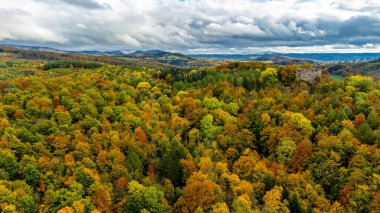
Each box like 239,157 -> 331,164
0,50 -> 379,213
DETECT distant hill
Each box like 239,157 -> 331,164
189,54 -> 317,65
254,55 -> 318,65
277,53 -> 380,62
72,50 -> 107,56
0,45 -> 151,67
189,54 -> 250,60
4,45 -> 66,54
130,50 -> 167,55
0,45 -> 215,70
119,50 -> 197,67
190,53 -> 380,63
2,45 -> 380,77
4,44 -> 380,62
126,50 -> 191,59
324,58 -> 380,78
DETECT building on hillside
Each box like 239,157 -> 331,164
296,69 -> 322,84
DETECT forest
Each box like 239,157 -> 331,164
0,50 -> 379,213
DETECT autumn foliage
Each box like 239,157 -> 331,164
0,55 -> 379,212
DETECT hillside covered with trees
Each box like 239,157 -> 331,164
325,59 -> 380,79
0,52 -> 379,213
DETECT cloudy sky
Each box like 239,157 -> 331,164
1,0 -> 380,53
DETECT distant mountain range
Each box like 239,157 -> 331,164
130,50 -> 167,54
3,44 -> 380,63
127,49 -> 191,59
190,53 -> 380,62
2,44 -> 380,78
6,45 -> 67,53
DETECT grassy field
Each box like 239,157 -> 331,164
330,74 -> 345,81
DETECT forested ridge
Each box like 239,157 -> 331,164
325,59 -> 380,79
0,56 -> 379,213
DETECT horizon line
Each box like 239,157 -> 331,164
2,44 -> 380,55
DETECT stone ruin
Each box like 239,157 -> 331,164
296,69 -> 322,84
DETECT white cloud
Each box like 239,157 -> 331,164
0,0 -> 379,53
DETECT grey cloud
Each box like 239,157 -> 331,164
60,0 -> 106,9
338,16 -> 380,40
1,0 -> 380,53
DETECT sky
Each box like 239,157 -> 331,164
1,0 -> 380,53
